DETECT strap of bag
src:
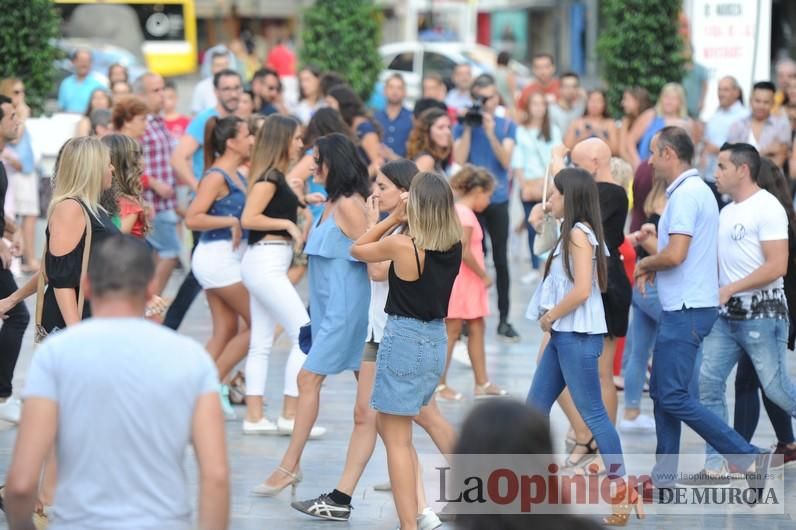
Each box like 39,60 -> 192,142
34,201 -> 94,330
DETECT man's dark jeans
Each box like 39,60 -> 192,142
163,231 -> 202,331
0,268 -> 29,397
477,200 -> 510,321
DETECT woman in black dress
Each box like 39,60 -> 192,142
0,137 -> 119,335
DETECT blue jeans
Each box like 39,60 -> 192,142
650,308 -> 758,486
734,353 -> 795,445
624,281 -> 662,409
528,331 -> 625,478
521,199 -> 541,270
700,317 -> 796,470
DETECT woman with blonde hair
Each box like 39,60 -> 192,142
626,82 -> 693,169
406,107 -> 452,174
239,114 -> 323,435
351,171 -> 462,530
185,115 -> 253,420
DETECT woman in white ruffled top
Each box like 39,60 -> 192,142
526,167 -> 638,526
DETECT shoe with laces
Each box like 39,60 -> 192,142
291,493 -> 352,521
243,417 -> 279,435
618,414 -> 655,433
497,321 -> 520,342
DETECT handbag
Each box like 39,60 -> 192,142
298,305 -> 311,354
33,203 -> 93,344
532,163 -> 558,256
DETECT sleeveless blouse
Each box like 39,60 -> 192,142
526,222 -> 608,334
200,167 -> 248,242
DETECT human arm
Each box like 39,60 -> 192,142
185,172 -> 243,249
605,119 -> 620,155
360,131 -> 383,173
461,225 -> 491,286
49,199 -> 88,327
239,180 -> 302,242
563,120 -> 579,149
74,117 -> 91,138
352,193 -> 407,264
618,118 -> 633,162
171,134 -> 200,191
635,234 -> 691,277
719,239 -> 788,305
626,109 -> 655,169
415,154 -> 436,173
540,228 -> 594,330
4,398 -> 57,530
146,175 -> 175,199
285,154 -> 314,183
0,275 -> 37,318
119,214 -> 138,235
453,125 -> 472,166
192,391 -> 230,530
482,113 -> 514,169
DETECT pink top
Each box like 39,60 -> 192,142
447,203 -> 489,319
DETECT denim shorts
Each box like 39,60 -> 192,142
371,315 -> 447,416
146,209 -> 182,259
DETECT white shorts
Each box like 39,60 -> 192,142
11,172 -> 39,217
191,239 -> 245,289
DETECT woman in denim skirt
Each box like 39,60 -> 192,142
352,171 -> 462,530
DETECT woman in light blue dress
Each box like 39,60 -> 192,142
255,132 -> 371,496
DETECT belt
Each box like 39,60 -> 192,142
252,240 -> 291,246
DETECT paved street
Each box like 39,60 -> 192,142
0,242 -> 795,529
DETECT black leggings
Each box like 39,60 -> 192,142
477,200 -> 510,321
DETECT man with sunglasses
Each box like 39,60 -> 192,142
685,142 -> 794,483
453,74 -> 519,341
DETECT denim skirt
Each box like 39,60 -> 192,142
371,315 -> 447,416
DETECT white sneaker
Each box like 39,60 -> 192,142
0,398 -> 21,424
277,415 -> 327,439
452,341 -> 471,367
618,414 -> 655,433
242,417 -> 279,434
417,507 -> 442,530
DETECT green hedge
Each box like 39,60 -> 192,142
0,0 -> 60,114
597,0 -> 684,114
300,0 -> 383,102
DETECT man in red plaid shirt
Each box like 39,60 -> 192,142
136,72 -> 182,296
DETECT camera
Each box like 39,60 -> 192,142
461,96 -> 487,127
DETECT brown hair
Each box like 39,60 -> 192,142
624,86 -> 652,129
449,165 -> 495,195
111,95 -> 148,131
249,114 -> 300,190
0,78 -> 20,99
520,90 -> 552,141
406,108 -> 451,164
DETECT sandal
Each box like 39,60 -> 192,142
564,437 -> 598,469
474,382 -> 508,399
435,384 -> 462,401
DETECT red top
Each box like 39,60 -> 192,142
164,115 -> 190,141
516,79 -> 561,111
118,195 -> 146,238
266,44 -> 296,77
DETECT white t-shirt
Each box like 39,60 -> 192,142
718,188 -> 788,295
24,318 -> 218,530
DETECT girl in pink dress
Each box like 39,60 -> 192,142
437,165 -> 508,400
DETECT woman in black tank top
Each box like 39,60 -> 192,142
351,171 -> 462,530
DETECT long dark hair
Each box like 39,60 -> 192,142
521,90 -> 552,142
204,115 -> 245,171
757,157 -> 796,241
327,85 -> 381,138
584,89 -> 610,119
315,132 -> 370,201
380,159 -> 418,191
406,107 -> 451,163
303,107 -> 350,147
544,168 -> 608,291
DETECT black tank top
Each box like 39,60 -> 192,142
384,239 -> 462,321
248,168 -> 301,244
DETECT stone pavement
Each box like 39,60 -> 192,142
0,249 -> 795,529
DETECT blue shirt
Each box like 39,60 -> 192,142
186,107 -> 220,179
356,120 -> 378,165
57,74 -> 106,114
702,101 -> 749,182
10,128 -> 35,174
375,107 -> 413,157
657,168 -> 719,311
453,117 -> 517,204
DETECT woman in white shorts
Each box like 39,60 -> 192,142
185,115 -> 254,417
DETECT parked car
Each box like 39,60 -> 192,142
378,41 -> 531,104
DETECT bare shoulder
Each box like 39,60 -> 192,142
569,224 -> 592,247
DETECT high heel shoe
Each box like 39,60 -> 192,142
603,482 -> 645,527
252,466 -> 303,497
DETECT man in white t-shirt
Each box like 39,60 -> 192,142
4,236 -> 229,530
689,142 -> 795,483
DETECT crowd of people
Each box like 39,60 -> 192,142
0,39 -> 794,529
